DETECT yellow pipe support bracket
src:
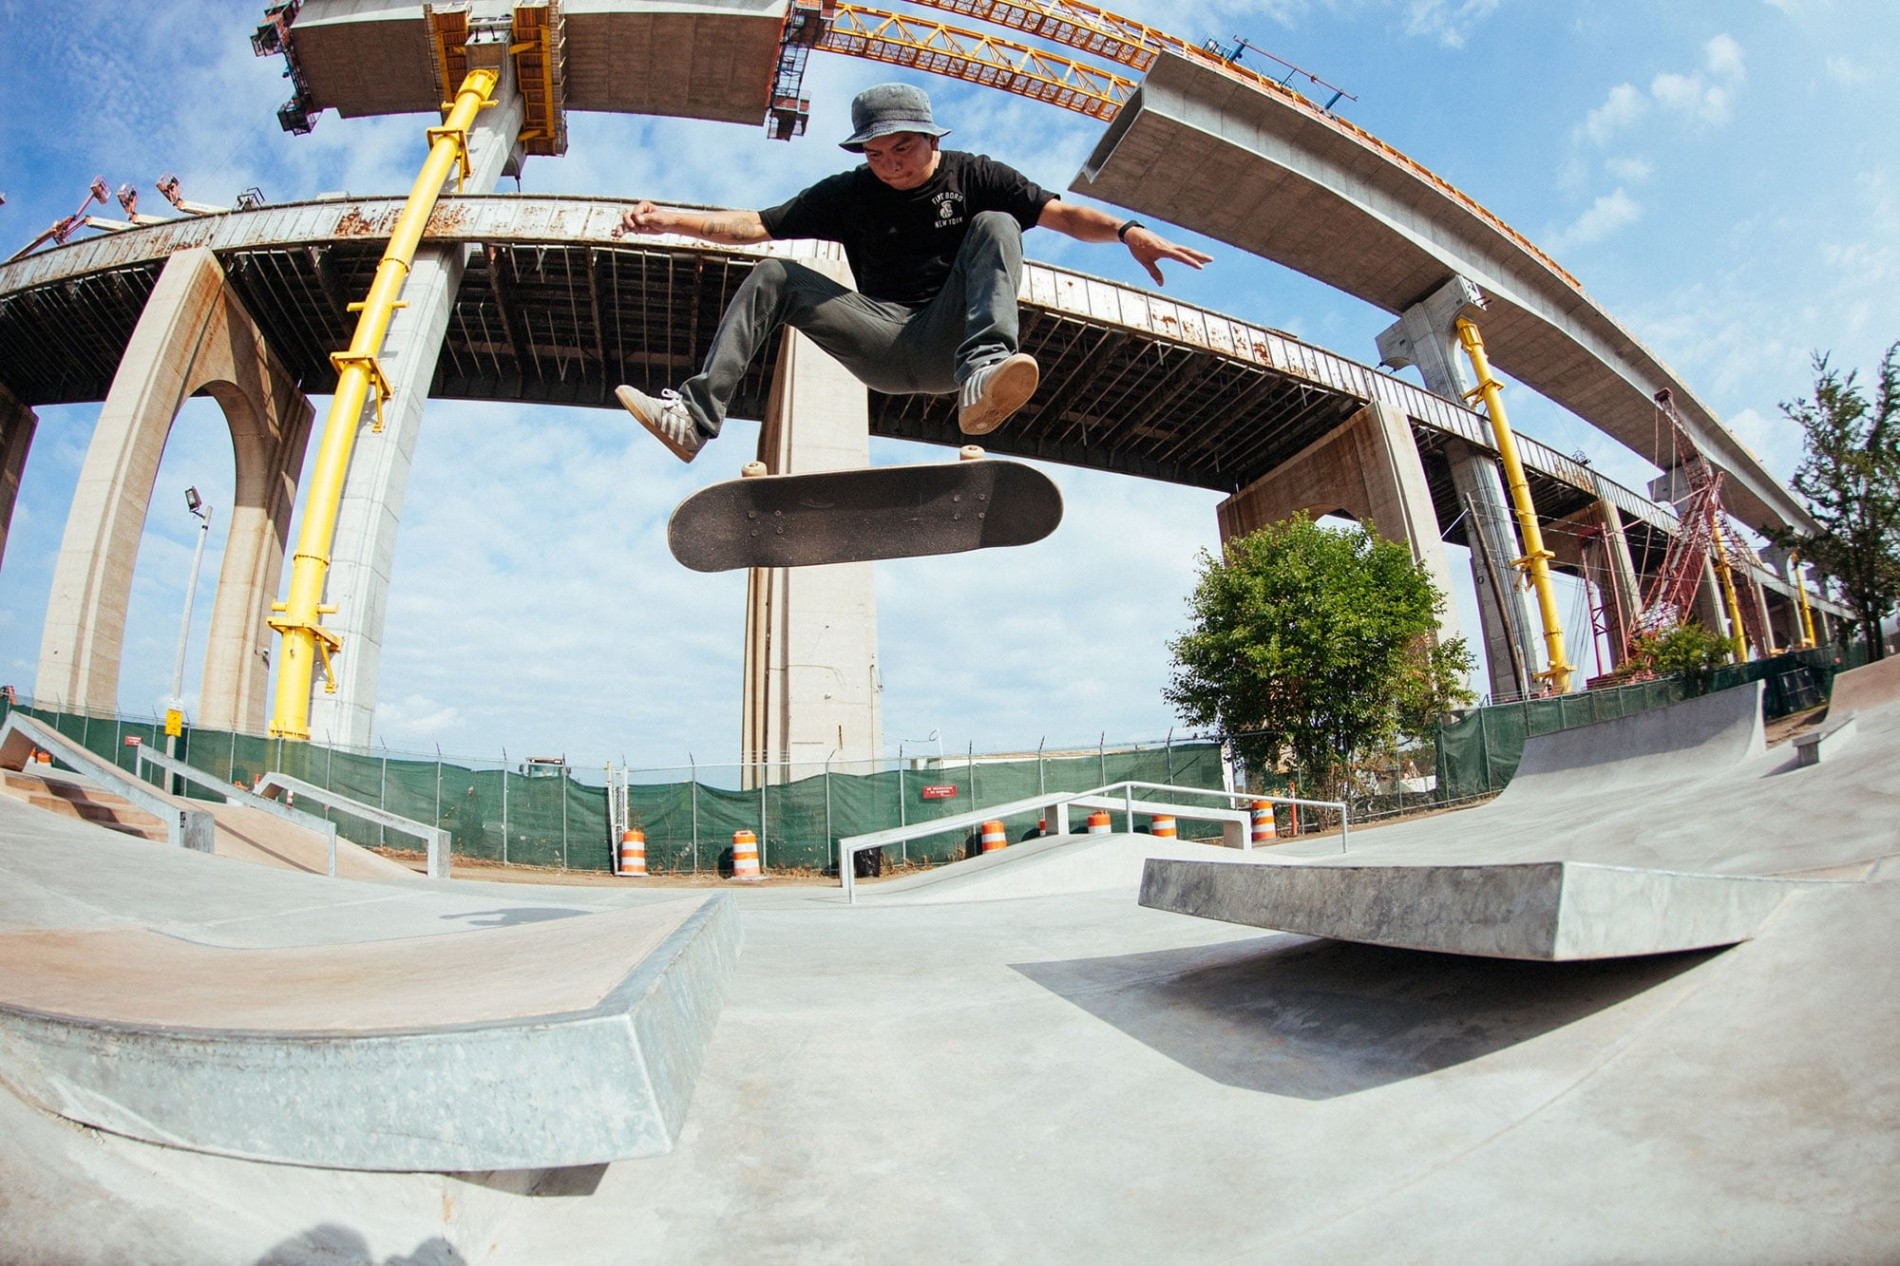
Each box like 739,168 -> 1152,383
267,66 -> 501,740
1456,317 -> 1574,695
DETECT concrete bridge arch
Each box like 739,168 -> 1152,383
32,246 -> 311,731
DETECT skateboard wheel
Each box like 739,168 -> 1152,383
959,445 -> 984,461
742,461 -> 768,478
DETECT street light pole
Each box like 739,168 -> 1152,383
165,487 -> 212,792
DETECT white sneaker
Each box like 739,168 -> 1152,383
957,353 -> 1039,435
615,385 -> 705,462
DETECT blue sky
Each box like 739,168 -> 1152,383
1,0 -> 1895,772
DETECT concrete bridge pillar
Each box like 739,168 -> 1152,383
34,247 -> 312,729
1378,277 -> 1540,701
305,63 -> 525,747
1216,400 -> 1462,651
0,380 -> 34,578
742,255 -> 882,789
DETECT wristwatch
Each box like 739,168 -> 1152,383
1116,219 -> 1145,242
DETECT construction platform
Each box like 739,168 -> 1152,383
1,665 -> 1896,1259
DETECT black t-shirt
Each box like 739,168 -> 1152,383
758,150 -> 1056,305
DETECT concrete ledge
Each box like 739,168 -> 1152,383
0,895 -> 741,1171
1795,713 -> 1857,767
1139,858 -> 1805,961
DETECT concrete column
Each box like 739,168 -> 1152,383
306,67 -> 525,747
1586,489 -> 1643,667
0,380 -> 35,576
742,255 -> 881,788
1442,438 -> 1540,702
1693,556 -> 1727,637
34,248 -> 311,726
1377,276 -> 1538,700
1217,400 -> 1461,649
1751,572 -> 1777,656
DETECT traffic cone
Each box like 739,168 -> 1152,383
618,828 -> 647,877
731,829 -> 762,881
1251,799 -> 1277,845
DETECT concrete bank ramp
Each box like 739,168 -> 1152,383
862,830 -> 1277,904
0,797 -> 741,1171
1828,653 -> 1900,716
1144,684 -> 1899,960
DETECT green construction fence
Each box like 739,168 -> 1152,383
0,695 -> 1226,875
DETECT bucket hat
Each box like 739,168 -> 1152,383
840,83 -> 950,152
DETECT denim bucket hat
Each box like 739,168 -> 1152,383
839,83 -> 950,152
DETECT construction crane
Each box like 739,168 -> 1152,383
5,178 -> 109,264
1628,389 -> 1771,662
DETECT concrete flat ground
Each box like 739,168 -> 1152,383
2,677 -> 1897,1261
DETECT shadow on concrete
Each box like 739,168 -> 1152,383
255,1225 -> 466,1265
450,1163 -> 610,1198
1012,935 -> 1718,1100
438,906 -> 588,928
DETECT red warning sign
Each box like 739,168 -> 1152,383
920,784 -> 959,801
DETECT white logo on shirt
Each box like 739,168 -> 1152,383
933,191 -> 963,227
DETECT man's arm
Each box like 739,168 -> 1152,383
1035,200 -> 1212,286
618,200 -> 770,245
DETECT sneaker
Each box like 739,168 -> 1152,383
615,385 -> 705,462
957,353 -> 1039,435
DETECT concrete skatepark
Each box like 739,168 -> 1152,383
1,2 -> 1891,1259
2,659 -> 1897,1262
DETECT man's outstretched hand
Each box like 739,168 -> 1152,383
1123,226 -> 1213,287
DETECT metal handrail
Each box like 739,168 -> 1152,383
134,745 -> 342,877
837,779 -> 1349,903
0,712 -> 214,853
252,770 -> 452,879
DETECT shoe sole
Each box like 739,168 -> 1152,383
615,385 -> 701,463
958,355 -> 1039,436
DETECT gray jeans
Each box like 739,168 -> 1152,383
680,210 -> 1025,436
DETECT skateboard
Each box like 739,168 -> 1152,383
667,451 -> 1063,572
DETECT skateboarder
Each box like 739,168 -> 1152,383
613,82 -> 1213,462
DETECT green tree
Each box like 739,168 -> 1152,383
1624,621 -> 1733,686
1164,514 -> 1468,798
1769,343 -> 1900,660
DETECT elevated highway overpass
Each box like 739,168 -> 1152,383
0,1 -> 1836,755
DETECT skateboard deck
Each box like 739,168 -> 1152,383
667,457 -> 1063,572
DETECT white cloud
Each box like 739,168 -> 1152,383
1549,188 -> 1642,251
1606,156 -> 1654,184
1578,83 -> 1649,148
1826,56 -> 1872,87
1403,0 -> 1505,48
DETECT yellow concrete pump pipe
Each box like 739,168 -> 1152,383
1455,318 -> 1575,695
269,68 -> 499,739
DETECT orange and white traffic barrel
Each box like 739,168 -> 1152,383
1086,810 -> 1113,835
731,829 -> 763,881
980,819 -> 1008,852
618,828 -> 647,877
1250,799 -> 1277,845
1151,814 -> 1177,839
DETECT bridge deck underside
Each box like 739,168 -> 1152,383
0,243 -> 1603,543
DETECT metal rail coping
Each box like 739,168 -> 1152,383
837,779 -> 1349,904
133,745 -> 343,878
251,771 -> 452,879
0,712 -> 214,854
